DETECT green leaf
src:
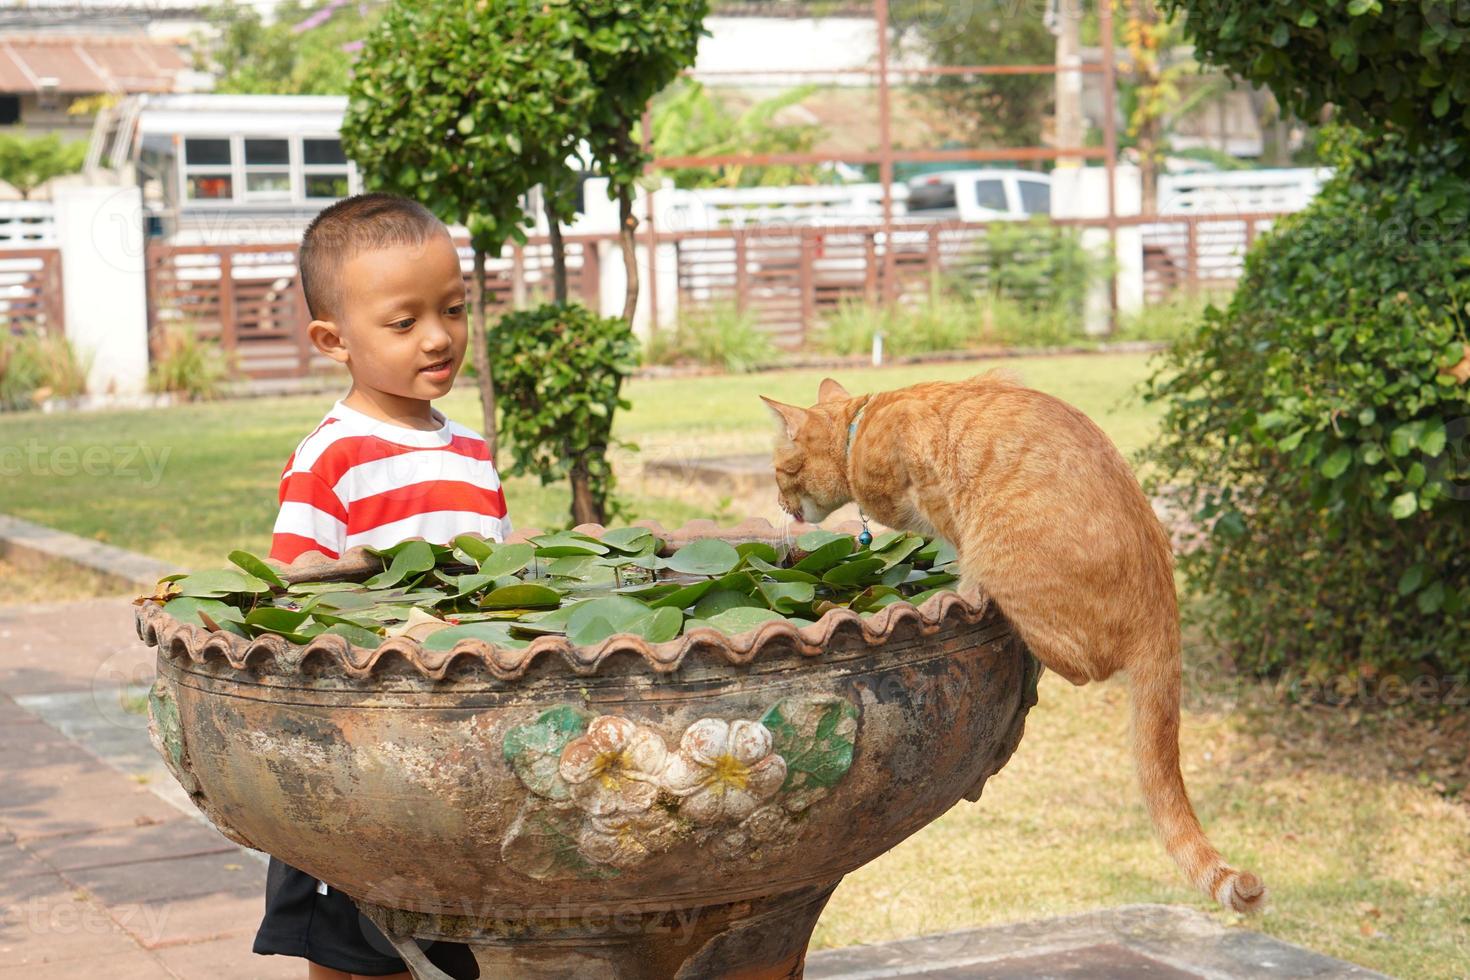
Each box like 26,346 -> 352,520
163,596 -> 245,630
793,537 -> 856,573
227,550 -> 285,588
479,540 -> 538,578
531,532 -> 610,558
480,584 -> 564,610
822,557 -> 886,587
1319,446 -> 1353,479
363,540 -> 436,589
1419,421 -> 1447,457
244,607 -> 311,633
796,529 -> 849,552
1389,491 -> 1418,519
1397,564 -> 1427,596
624,606 -> 683,642
452,534 -> 496,562
1417,580 -> 1446,615
175,569 -> 274,598
663,538 -> 740,576
599,527 -> 656,553
648,577 -> 720,609
321,622 -> 384,649
1388,425 -> 1417,457
758,581 -> 816,614
422,621 -> 529,651
684,606 -> 786,636
691,588 -> 758,619
735,541 -> 781,566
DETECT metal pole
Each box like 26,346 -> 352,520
875,0 -> 895,307
1100,0 -> 1120,330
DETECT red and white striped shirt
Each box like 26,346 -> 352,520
268,399 -> 511,564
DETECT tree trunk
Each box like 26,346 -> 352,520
1131,0 -> 1162,217
569,458 -> 602,526
618,183 -> 639,324
472,248 -> 497,459
544,194 -> 568,305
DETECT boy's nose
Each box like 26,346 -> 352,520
421,318 -> 453,351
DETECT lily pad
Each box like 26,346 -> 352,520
163,596 -> 245,629
684,606 -> 787,636
598,527 -> 656,553
320,622 -> 384,649
822,557 -> 886,587
227,550 -> 285,589
363,540 -> 436,589
759,581 -> 816,614
664,538 -> 740,577
481,584 -> 564,610
624,606 -> 683,642
793,538 -> 856,574
691,589 -> 759,619
479,542 -> 536,577
422,620 -> 530,651
531,532 -> 609,557
452,533 -> 496,562
175,569 -> 273,598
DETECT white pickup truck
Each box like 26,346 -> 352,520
902,169 -> 1052,221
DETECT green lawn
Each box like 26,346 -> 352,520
0,352 -> 1161,571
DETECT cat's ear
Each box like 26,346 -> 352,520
817,378 -> 851,403
760,396 -> 808,441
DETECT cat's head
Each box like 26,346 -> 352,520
760,378 -> 857,524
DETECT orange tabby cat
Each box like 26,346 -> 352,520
761,374 -> 1265,913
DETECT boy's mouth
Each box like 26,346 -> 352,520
420,357 -> 453,376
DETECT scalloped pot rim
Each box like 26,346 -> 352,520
136,519 -> 990,681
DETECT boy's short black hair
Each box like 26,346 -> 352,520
299,193 -> 448,321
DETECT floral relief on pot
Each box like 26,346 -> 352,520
499,695 -> 861,881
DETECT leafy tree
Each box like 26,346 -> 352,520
0,132 -> 86,199
890,0 -> 1055,149
195,0 -> 375,95
650,80 -> 828,189
491,304 -> 639,525
346,0 -> 709,525
1143,130 -> 1470,679
1163,0 -> 1470,149
343,0 -> 594,455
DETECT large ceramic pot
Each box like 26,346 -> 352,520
136,520 -> 1038,980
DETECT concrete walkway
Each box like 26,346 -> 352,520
0,594 -> 293,979
0,594 -> 1385,979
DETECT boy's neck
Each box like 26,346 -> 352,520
342,386 -> 442,430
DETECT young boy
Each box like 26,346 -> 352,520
257,193 -> 503,979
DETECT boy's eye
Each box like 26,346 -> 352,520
445,304 -> 465,317
390,318 -> 415,330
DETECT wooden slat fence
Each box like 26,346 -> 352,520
0,248 -> 65,337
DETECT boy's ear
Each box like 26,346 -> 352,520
818,377 -> 851,403
760,395 -> 807,441
308,319 -> 349,364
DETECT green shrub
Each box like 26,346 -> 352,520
952,219 -> 1102,315
0,328 -> 90,409
818,291 -> 1085,357
653,302 -> 775,373
491,302 -> 639,525
1114,290 -> 1230,344
147,324 -> 232,400
1142,131 -> 1470,680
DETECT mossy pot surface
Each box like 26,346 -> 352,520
137,520 -> 1039,979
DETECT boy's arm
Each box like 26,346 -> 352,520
269,470 -> 348,564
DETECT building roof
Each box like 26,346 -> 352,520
0,35 -> 190,95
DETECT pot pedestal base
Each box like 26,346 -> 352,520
361,881 -> 838,980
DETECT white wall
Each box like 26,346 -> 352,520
1050,164 -> 1144,330
53,185 -> 150,396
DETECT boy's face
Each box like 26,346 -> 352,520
317,232 -> 468,404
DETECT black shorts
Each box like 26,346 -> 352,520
253,856 -> 478,978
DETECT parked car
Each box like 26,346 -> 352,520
902,169 -> 1051,222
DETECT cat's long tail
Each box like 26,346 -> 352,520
1129,649 -> 1266,913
